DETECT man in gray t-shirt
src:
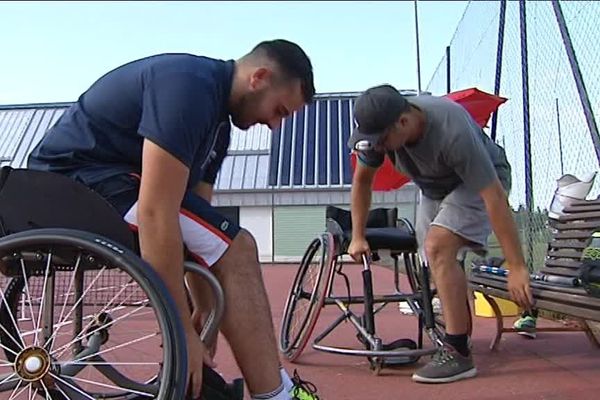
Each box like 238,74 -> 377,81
347,84 -> 532,384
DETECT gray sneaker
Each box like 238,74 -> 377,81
412,344 -> 477,383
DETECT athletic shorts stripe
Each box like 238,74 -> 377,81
90,173 -> 241,268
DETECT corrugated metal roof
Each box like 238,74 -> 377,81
0,105 -> 68,168
214,152 -> 271,191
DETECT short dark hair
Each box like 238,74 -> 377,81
250,39 -> 315,102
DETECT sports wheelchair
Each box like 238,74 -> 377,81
0,167 -> 242,399
279,205 -> 446,374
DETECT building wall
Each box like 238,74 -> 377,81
239,206 -> 272,262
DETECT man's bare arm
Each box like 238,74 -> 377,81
479,178 -> 533,308
478,179 -> 526,269
351,161 -> 377,238
347,160 -> 379,261
138,139 -> 196,334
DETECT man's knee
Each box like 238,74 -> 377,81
423,226 -> 462,270
221,228 -> 259,266
215,229 -> 262,284
233,228 -> 258,253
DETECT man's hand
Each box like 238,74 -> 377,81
347,237 -> 371,263
185,329 -> 217,399
507,265 -> 534,310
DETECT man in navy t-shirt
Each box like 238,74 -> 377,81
28,39 -> 319,400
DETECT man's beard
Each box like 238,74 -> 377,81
230,91 -> 264,130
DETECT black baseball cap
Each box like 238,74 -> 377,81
348,84 -> 411,151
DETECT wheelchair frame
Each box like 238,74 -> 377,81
279,206 -> 445,374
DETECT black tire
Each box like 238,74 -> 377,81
279,233 -> 335,362
0,228 -> 187,400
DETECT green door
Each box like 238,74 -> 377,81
274,206 -> 325,259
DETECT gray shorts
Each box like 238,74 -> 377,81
415,185 -> 491,262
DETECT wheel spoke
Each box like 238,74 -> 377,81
35,252 -> 53,346
20,259 -> 39,346
0,284 -> 26,350
45,253 -> 83,351
49,373 -> 95,400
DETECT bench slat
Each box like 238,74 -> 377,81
563,204 -> 600,213
554,231 -> 595,240
547,249 -> 583,259
558,211 -> 600,222
570,198 -> 600,206
549,240 -> 586,250
553,221 -> 600,231
545,259 -> 582,269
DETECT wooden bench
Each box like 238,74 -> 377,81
468,198 -> 600,350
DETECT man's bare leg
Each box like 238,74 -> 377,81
209,229 -> 282,395
412,225 -> 478,383
424,225 -> 471,335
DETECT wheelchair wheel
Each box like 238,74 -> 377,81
279,233 -> 334,362
0,229 -> 187,399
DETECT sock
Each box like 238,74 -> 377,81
524,308 -> 538,319
251,383 -> 291,400
444,333 -> 470,357
280,367 -> 294,392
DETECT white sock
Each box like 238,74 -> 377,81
251,383 -> 291,400
280,367 -> 294,392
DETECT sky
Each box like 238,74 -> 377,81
0,0 -> 469,105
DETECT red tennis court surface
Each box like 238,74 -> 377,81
210,264 -> 600,400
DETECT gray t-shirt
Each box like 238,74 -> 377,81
357,95 -> 511,200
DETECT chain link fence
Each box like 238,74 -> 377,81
427,0 -> 600,271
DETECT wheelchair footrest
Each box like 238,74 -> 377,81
380,338 -> 420,366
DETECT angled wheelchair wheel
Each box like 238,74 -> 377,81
279,233 -> 335,362
0,229 -> 187,400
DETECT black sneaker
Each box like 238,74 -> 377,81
412,344 -> 477,384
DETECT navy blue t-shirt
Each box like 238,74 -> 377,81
28,53 -> 234,189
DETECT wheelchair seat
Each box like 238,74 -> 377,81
325,205 -> 417,253
0,167 -> 136,250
